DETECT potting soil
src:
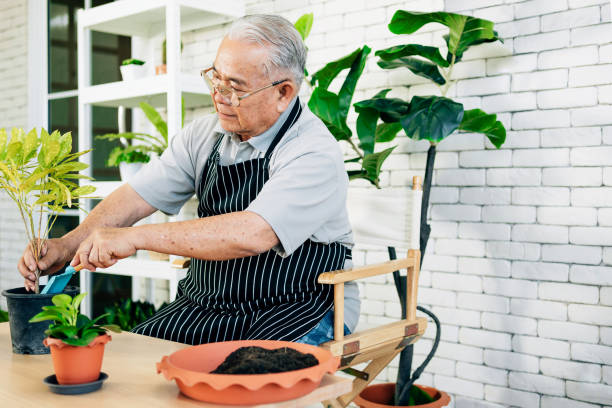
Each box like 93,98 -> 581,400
211,346 -> 318,374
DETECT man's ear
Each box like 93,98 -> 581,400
276,81 -> 297,113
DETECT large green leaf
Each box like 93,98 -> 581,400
376,122 -> 403,142
22,128 -> 39,162
376,44 -> 449,68
400,95 -> 464,143
354,97 -> 410,123
351,146 -> 397,188
6,140 -> 23,164
52,294 -> 72,308
338,46 -> 371,114
388,10 -> 500,60
355,107 -> 378,155
459,108 -> 506,148
311,47 -> 363,90
58,132 -> 73,160
378,57 -> 446,85
308,87 -> 352,141
294,13 -> 313,41
43,140 -> 61,167
139,102 -> 168,141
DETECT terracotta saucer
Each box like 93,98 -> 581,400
157,340 -> 340,405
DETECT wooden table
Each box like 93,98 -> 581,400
0,323 -> 351,407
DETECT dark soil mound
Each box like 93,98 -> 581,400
211,346 -> 319,374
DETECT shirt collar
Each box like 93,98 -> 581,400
213,97 -> 299,152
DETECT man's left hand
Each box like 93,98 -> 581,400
72,227 -> 139,271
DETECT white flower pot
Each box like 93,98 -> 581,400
119,64 -> 147,81
119,162 -> 143,181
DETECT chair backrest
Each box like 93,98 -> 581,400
346,177 -> 422,250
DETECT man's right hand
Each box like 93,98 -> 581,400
18,238 -> 72,292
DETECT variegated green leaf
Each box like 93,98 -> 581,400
71,185 -> 96,197
58,132 -> 73,160
23,128 -> 39,162
44,140 -> 61,166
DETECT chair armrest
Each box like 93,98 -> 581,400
318,252 -> 419,285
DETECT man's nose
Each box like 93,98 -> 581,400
213,88 -> 231,106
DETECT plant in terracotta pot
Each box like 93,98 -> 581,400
155,38 -> 183,75
349,10 -> 508,407
297,8 -> 509,406
0,127 -> 96,354
29,293 -> 121,384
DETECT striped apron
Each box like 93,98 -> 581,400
133,100 -> 350,344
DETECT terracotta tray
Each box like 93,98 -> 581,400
156,340 -> 340,405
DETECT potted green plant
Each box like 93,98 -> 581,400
97,101 -> 177,181
297,9 -> 508,406
350,10 -> 507,407
29,293 -> 121,384
155,38 -> 183,75
119,58 -> 146,81
0,127 -> 96,354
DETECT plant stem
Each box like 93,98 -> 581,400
440,54 -> 456,97
346,138 -> 364,159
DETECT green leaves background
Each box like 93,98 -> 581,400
300,9 -> 506,189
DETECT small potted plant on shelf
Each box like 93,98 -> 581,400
119,58 -> 146,81
97,101 -> 175,181
155,38 -> 183,75
30,293 -> 121,385
0,127 -> 96,354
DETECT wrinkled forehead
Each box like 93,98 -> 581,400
213,36 -> 271,86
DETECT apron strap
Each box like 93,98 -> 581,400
265,98 -> 302,158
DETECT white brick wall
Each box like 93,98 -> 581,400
2,0 -> 611,406
0,0 -> 29,308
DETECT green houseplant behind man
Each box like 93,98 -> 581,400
18,14 -> 359,345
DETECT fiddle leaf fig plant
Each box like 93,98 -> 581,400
29,293 -> 121,346
359,10 -> 508,406
0,128 -> 97,294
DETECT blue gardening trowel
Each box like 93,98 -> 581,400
41,264 -> 84,295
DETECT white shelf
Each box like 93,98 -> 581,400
79,0 -> 244,37
81,73 -> 212,108
90,181 -> 124,198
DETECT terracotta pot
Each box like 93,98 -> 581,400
44,334 -> 111,385
155,64 -> 167,75
354,383 -> 451,408
157,339 -> 339,405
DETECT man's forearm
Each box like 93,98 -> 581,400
64,184 -> 156,253
129,210 -> 279,260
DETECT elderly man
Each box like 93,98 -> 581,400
18,15 -> 359,345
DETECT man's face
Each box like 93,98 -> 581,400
212,37 -> 292,140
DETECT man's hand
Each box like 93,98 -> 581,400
71,228 -> 140,271
18,238 -> 73,292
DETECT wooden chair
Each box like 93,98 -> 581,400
318,176 -> 427,408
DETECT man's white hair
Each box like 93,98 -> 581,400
227,14 -> 306,87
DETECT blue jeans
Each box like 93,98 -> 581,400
295,309 -> 351,345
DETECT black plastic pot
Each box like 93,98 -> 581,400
2,286 -> 79,354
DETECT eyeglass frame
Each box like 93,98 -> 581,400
200,66 -> 289,107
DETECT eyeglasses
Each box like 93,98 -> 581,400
200,67 -> 288,107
